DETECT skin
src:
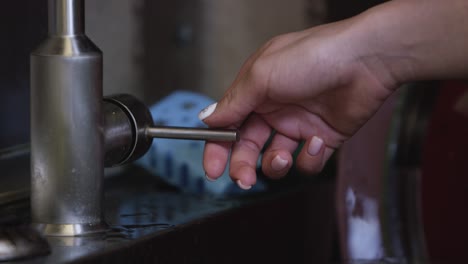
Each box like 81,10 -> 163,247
199,0 -> 468,189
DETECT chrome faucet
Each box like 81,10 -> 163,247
30,0 -> 105,236
30,0 -> 238,237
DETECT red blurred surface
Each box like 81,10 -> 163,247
421,81 -> 468,262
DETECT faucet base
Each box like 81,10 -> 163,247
32,222 -> 109,237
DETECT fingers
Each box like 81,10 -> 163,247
295,136 -> 335,175
261,133 -> 298,179
199,78 -> 265,128
229,114 -> 272,189
203,141 -> 232,181
261,134 -> 335,178
203,125 -> 336,190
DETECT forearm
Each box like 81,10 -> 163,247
352,0 -> 468,86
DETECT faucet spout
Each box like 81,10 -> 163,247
48,0 -> 84,36
30,0 -> 107,236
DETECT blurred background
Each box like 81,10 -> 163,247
0,0 -> 382,149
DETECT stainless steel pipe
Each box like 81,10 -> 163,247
146,127 -> 239,142
30,0 -> 107,236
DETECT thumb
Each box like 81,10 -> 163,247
198,83 -> 262,128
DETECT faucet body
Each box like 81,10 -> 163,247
30,0 -> 106,236
29,0 -> 238,237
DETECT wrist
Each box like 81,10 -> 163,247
346,1 -> 419,91
352,0 -> 468,85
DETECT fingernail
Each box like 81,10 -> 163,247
236,180 -> 252,190
198,102 -> 217,120
308,136 -> 323,156
271,155 -> 288,171
205,173 -> 217,182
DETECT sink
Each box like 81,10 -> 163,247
0,145 -> 338,263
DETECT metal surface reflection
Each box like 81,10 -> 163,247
30,0 -> 105,236
337,82 -> 439,263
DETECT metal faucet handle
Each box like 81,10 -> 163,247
103,94 -> 239,167
145,126 -> 239,142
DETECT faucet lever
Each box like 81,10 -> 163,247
103,94 -> 238,167
145,126 -> 238,142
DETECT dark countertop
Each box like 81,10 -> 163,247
1,146 -> 338,264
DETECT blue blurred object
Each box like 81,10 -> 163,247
136,91 -> 266,197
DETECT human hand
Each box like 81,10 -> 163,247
198,19 -> 397,190
199,0 -> 468,190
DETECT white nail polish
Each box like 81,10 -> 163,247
271,155 -> 288,171
198,103 -> 217,121
236,180 -> 252,190
308,136 -> 324,156
205,173 -> 216,182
